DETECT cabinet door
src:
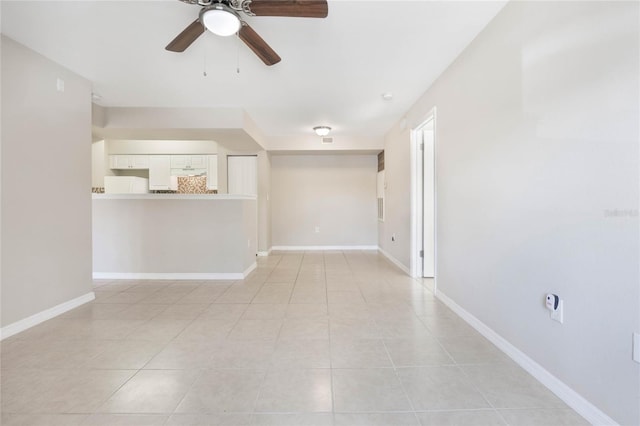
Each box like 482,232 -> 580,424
170,155 -> 189,169
149,156 -> 171,190
109,155 -> 149,169
190,155 -> 207,169
109,155 -> 130,169
129,155 -> 149,169
207,155 -> 218,190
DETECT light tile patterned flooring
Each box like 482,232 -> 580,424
0,251 -> 588,425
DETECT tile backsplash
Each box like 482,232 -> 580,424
150,176 -> 216,194
178,176 -> 212,194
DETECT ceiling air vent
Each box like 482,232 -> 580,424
321,137 -> 333,144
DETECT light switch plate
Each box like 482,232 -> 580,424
633,333 -> 640,363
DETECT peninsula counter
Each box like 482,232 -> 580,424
92,194 -> 257,280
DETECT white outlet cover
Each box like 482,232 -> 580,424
550,300 -> 564,324
633,333 -> 640,363
56,78 -> 65,92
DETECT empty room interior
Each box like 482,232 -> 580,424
1,1 -> 639,425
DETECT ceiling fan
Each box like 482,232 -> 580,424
166,0 -> 328,66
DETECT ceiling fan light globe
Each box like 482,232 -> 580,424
201,6 -> 241,37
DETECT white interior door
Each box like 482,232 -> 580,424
228,155 -> 258,196
422,123 -> 435,278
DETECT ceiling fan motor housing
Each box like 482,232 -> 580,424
167,0 -> 328,66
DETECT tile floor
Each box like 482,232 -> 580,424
0,251 -> 588,425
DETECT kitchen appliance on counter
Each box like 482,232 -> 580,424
104,176 -> 149,194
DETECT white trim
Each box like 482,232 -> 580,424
0,292 -> 95,341
410,108 -> 437,284
257,248 -> 272,257
242,262 -> 257,277
271,245 -> 379,251
410,125 -> 421,278
93,272 -> 245,280
436,290 -> 617,426
378,247 -> 411,275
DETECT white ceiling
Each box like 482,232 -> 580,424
1,0 -> 506,149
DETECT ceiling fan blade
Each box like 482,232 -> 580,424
239,24 -> 281,66
246,0 -> 328,18
165,19 -> 205,52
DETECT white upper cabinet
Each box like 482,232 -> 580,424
109,155 -> 150,170
207,155 -> 218,190
170,155 -> 207,170
149,155 -> 171,190
190,155 -> 207,169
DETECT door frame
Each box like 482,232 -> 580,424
410,108 -> 438,293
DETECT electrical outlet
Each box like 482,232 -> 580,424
633,333 -> 640,363
56,78 -> 65,92
550,300 -> 564,324
315,226 -> 320,233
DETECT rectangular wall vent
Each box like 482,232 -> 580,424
377,197 -> 384,222
321,137 -> 333,144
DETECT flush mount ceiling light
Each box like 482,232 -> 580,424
200,3 -> 241,37
313,126 -> 332,137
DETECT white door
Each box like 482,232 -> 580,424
422,125 -> 435,277
228,155 -> 257,196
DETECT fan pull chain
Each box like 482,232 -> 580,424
236,33 -> 241,74
203,39 -> 208,77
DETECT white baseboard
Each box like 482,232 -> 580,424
0,292 -> 95,341
257,249 -> 272,257
271,245 -> 379,251
436,290 -> 617,426
93,272 -> 245,280
378,247 -> 411,275
242,262 -> 257,277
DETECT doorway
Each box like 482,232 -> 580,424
411,110 -> 436,285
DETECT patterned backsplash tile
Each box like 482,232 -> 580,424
177,176 -> 216,194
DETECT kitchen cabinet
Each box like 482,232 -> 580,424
149,155 -> 171,190
207,155 -> 218,190
109,155 -> 149,170
170,155 -> 207,170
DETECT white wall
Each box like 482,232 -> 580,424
91,140 -> 106,188
257,151 -> 271,252
1,36 -> 93,327
271,154 -> 378,248
378,126 -> 412,268
381,2 -> 639,424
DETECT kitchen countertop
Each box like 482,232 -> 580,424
92,193 -> 256,200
